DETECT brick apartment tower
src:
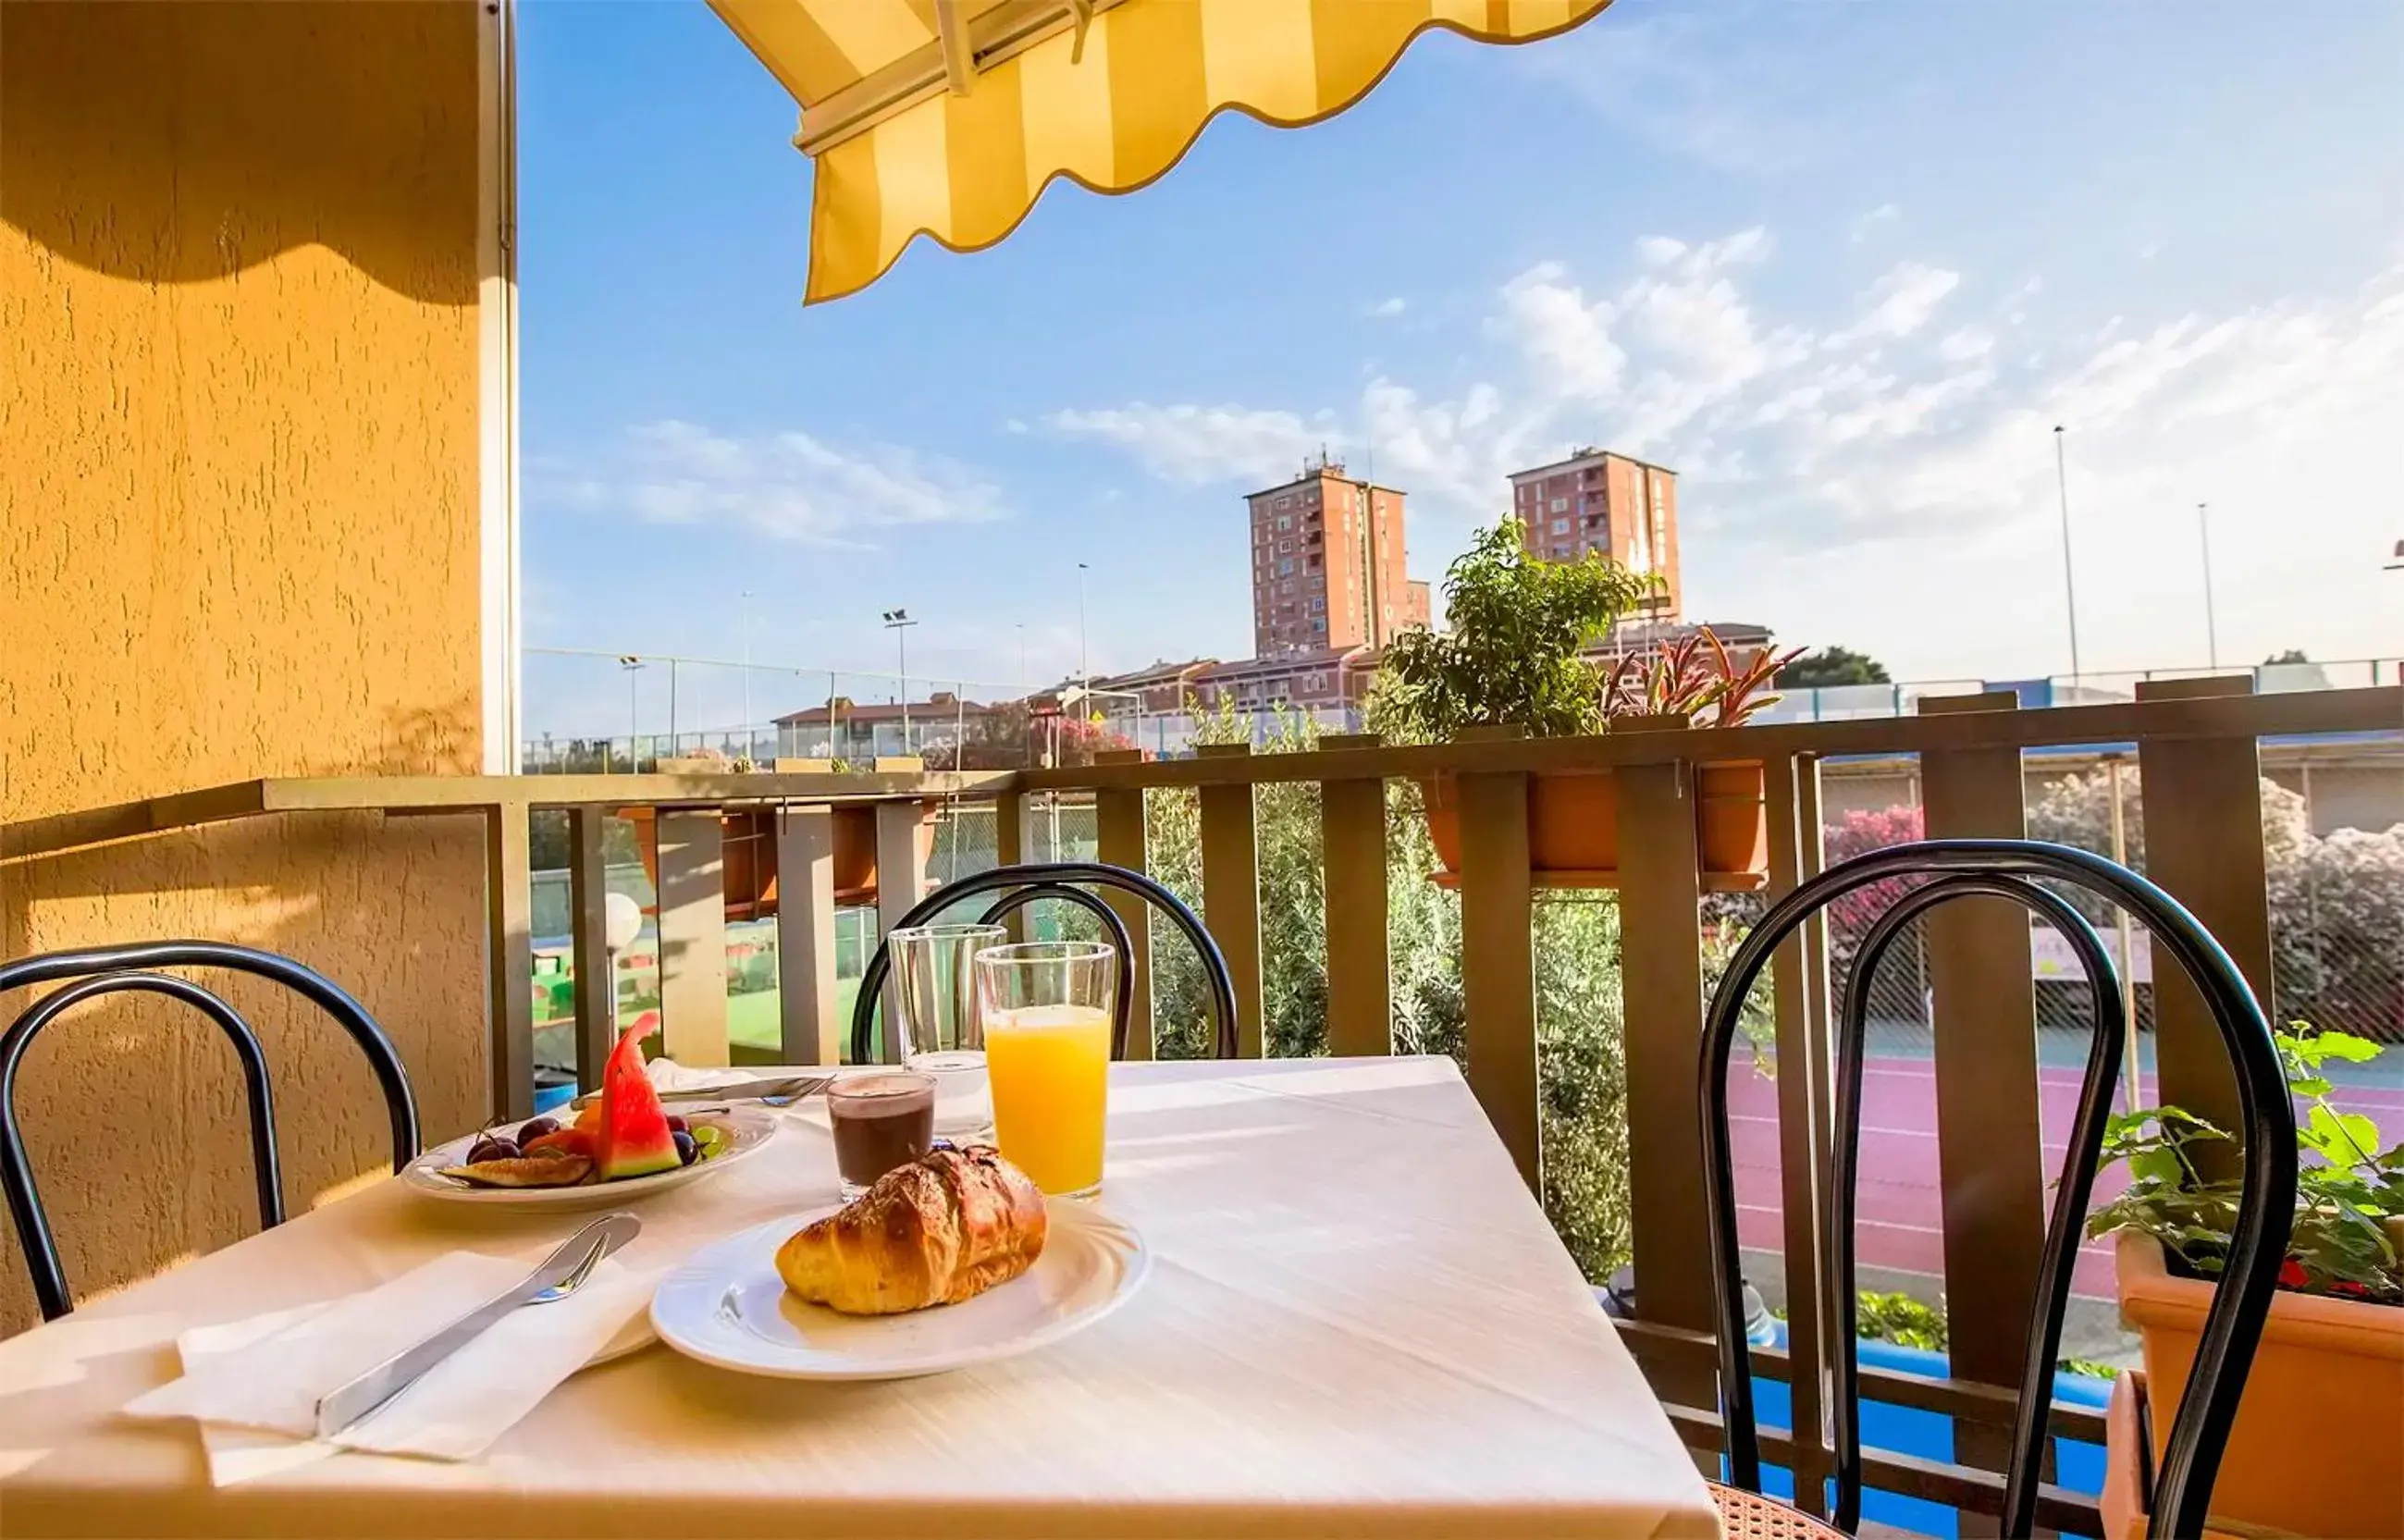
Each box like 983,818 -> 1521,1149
1508,447 -> 1682,622
1246,453 -> 1431,654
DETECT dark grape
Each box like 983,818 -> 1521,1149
466,1137 -> 518,1164
662,1114 -> 687,1133
673,1129 -> 698,1165
515,1116 -> 559,1143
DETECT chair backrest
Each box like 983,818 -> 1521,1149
1697,839 -> 2296,1540
0,941 -> 420,1322
850,862 -> 1239,1066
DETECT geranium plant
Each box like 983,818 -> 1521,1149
2088,1021 -> 2404,1303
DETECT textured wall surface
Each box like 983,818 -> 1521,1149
0,1 -> 491,1334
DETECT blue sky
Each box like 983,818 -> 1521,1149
518,0 -> 2404,740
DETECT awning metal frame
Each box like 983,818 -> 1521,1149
792,0 -> 1128,154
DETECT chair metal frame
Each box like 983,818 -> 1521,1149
1698,839 -> 2295,1540
850,862 -> 1239,1065
1,941 -> 420,1322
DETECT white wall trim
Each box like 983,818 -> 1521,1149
477,0 -> 523,774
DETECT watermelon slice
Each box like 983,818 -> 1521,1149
596,1023 -> 681,1180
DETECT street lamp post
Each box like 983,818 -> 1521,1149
1076,562 -> 1091,690
2197,503 -> 2219,670
881,608 -> 918,757
2053,426 -> 2083,686
740,590 -> 755,760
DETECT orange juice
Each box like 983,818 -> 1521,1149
984,1003 -> 1111,1195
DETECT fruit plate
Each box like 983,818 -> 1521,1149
648,1198 -> 1150,1381
399,1109 -> 778,1209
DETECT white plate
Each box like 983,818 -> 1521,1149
648,1198 -> 1150,1381
400,1109 -> 778,1209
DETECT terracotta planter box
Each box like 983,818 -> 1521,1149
2115,1230 -> 2404,1539
2097,1372 -> 2274,1540
622,804 -> 885,917
1420,761 -> 1769,892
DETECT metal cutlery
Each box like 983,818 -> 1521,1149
570,1074 -> 832,1111
313,1213 -> 642,1438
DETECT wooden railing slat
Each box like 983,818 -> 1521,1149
484,803 -> 536,1122
1456,766 -> 1538,1189
1092,759 -> 1154,1061
773,804 -> 842,1065
871,799 -> 934,1064
1917,692 -> 2045,1479
1320,734 -> 1390,1058
656,807 -> 731,1069
2136,675 -> 2272,1177
1762,750 -> 1836,1519
567,807 -> 614,1089
1617,758 -> 1716,1339
994,789 -> 1028,943
1196,745 -> 1265,1058
1616,1316 -> 2110,1443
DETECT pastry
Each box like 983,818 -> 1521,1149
776,1146 -> 1047,1314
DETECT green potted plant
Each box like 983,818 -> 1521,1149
2090,1022 -> 2403,1540
1375,514 -> 1795,889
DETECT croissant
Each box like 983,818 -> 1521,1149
776,1146 -> 1048,1314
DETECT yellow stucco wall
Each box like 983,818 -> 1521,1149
0,2 -> 493,1333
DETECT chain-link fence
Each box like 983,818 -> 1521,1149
1786,755 -> 2403,1049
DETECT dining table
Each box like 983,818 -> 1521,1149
0,1053 -> 1720,1537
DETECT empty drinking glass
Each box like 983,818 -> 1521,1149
887,922 -> 1007,1138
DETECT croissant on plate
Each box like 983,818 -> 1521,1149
776,1146 -> 1048,1314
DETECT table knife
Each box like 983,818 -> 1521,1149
572,1074 -> 832,1109
313,1213 -> 642,1438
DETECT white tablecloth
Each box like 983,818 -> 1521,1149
0,1055 -> 1718,1537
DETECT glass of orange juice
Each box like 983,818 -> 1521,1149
973,941 -> 1116,1198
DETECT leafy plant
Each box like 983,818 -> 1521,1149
1373,514 -> 1658,743
1605,629 -> 1804,727
1855,1288 -> 1951,1352
2087,1022 -> 2404,1303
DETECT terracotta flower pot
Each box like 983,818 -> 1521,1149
622,805 -> 885,915
2114,1230 -> 2404,1539
1419,762 -> 1769,892
2098,1373 -> 2265,1540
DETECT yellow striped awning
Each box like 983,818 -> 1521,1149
709,0 -> 1614,302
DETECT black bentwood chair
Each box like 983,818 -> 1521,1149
1,942 -> 421,1322
850,862 -> 1239,1066
1697,840 -> 2297,1540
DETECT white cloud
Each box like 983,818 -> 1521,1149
1937,326 -> 1996,363
1032,231 -> 2404,675
544,420 -> 1004,545
1495,260 -> 1629,401
1042,402 -> 1339,486
1850,203 -> 1901,243
1827,262 -> 1962,347
1367,296 -> 1409,318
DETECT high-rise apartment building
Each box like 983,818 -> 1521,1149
1508,447 -> 1681,622
1245,454 -> 1427,654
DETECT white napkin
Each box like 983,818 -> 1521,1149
126,1247 -> 656,1476
642,1055 -> 753,1093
